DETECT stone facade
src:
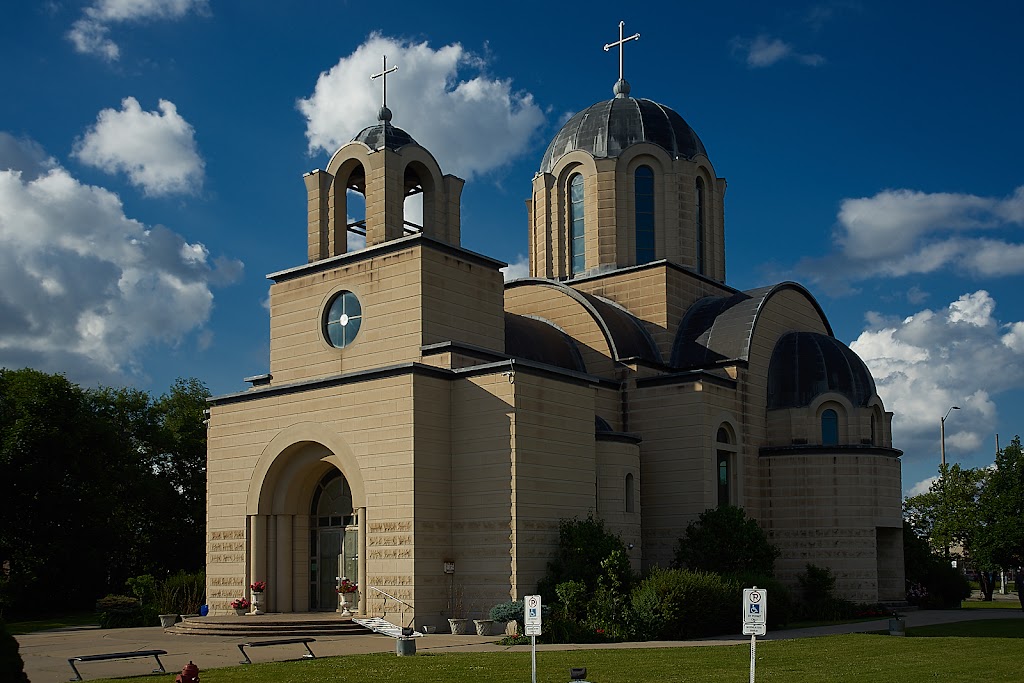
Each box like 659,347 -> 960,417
206,93 -> 904,629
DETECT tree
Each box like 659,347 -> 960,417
0,369 -> 211,616
537,513 -> 627,601
673,505 -> 779,576
904,464 -> 995,598
976,436 -> 1024,610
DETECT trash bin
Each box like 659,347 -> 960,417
396,637 -> 416,656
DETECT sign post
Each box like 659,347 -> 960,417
524,595 -> 542,683
742,587 -> 767,683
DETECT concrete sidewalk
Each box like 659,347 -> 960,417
17,607 -> 1024,682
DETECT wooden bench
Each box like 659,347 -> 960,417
238,637 -> 317,664
67,649 -> 167,681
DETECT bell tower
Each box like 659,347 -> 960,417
302,56 -> 465,263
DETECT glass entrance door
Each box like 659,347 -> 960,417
318,528 -> 343,611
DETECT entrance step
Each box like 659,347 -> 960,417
353,617 -> 424,638
168,614 -> 375,637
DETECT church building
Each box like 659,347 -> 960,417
205,42 -> 905,627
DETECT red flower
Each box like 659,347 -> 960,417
250,581 -> 267,593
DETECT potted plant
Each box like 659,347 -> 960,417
249,581 -> 266,615
473,617 -> 495,636
230,597 -> 250,616
447,583 -> 469,634
158,613 -> 178,628
336,577 -> 358,616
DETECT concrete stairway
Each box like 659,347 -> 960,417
167,613 -> 375,637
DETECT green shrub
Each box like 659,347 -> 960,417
155,570 -> 205,614
126,574 -> 158,605
96,594 -> 150,628
0,619 -> 30,683
489,600 -> 524,633
797,564 -> 836,603
537,513 -> 627,600
674,506 -> 780,576
626,567 -> 740,640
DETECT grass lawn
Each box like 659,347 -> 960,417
81,621 -> 1023,683
962,599 -> 1022,610
6,613 -> 98,635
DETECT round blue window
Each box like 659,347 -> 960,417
324,291 -> 362,348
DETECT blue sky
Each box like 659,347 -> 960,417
2,1 -> 1022,498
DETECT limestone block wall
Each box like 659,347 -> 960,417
630,380 -> 714,569
449,373 -> 517,622
761,452 -> 904,602
737,288 -> 831,518
570,263 -> 734,363
268,239 -> 504,386
207,372 -> 420,615
509,372 -> 598,600
596,439 -> 642,570
420,247 -> 504,352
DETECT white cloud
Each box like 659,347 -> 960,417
906,475 -> 937,497
501,255 -> 530,282
798,186 -> 1024,290
67,0 -> 208,61
0,134 -> 240,385
731,34 -> 824,68
297,34 -> 545,180
851,291 -> 1024,470
73,97 -> 204,197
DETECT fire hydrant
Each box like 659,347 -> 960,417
175,661 -> 199,683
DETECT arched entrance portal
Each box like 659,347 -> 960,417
310,471 -> 358,610
246,424 -> 366,614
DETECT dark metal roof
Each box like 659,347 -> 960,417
505,279 -> 663,365
767,332 -> 877,409
351,122 -> 416,151
505,313 -> 586,373
540,97 -> 707,174
671,282 -> 833,369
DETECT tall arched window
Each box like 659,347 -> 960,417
695,177 -> 705,275
716,425 -> 734,507
635,166 -> 655,264
822,409 -> 839,446
569,173 -> 585,275
625,473 -> 635,513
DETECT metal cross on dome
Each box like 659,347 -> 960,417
604,21 -> 640,82
370,54 -> 399,109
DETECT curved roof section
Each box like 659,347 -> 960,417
505,313 -> 586,373
540,97 -> 707,175
351,122 -> 416,151
506,279 -> 662,365
767,332 -> 877,409
671,282 -> 832,369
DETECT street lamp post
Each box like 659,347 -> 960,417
940,406 -> 960,468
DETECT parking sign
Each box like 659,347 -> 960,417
525,594 -> 542,636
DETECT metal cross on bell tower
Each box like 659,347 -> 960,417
370,54 -> 399,122
604,21 -> 640,98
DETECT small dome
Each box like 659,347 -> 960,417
767,332 -> 877,409
540,97 -> 707,174
351,121 -> 416,151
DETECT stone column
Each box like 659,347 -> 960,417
276,515 -> 293,612
358,506 -> 367,615
250,515 -> 267,597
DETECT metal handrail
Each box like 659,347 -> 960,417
367,585 -> 414,627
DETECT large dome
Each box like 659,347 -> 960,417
540,94 -> 707,174
766,331 -> 877,410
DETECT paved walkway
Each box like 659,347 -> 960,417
17,605 -> 1023,682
